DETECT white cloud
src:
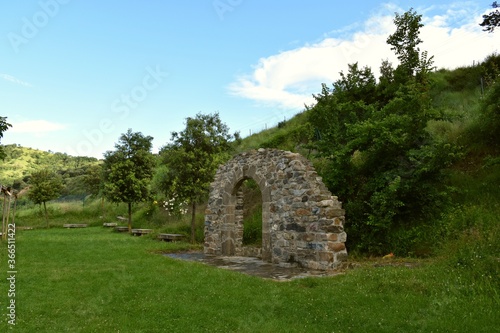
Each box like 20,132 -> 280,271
229,3 -> 500,110
0,73 -> 33,87
10,120 -> 67,134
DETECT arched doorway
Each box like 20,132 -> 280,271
204,149 -> 347,270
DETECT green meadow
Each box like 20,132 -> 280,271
1,225 -> 498,332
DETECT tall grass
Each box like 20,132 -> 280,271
10,197 -> 206,240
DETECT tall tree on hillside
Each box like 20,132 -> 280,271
27,169 -> 64,228
103,129 -> 155,232
386,8 -> 434,85
480,2 -> 500,32
0,117 -> 12,160
308,9 -> 457,255
157,112 -> 233,243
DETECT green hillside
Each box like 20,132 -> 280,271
0,144 -> 100,196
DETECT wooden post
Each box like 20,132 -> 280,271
11,194 -> 17,226
1,192 -> 6,240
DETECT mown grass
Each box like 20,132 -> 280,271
1,227 -> 498,332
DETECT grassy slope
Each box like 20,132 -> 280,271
0,227 -> 498,332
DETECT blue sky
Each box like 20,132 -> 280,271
1,1 -> 499,158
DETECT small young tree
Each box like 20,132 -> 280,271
27,169 -> 64,228
158,112 -> 233,243
103,129 -> 155,232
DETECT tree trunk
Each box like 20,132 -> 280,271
191,201 -> 196,244
43,201 -> 49,228
101,196 -> 105,218
11,196 -> 17,226
128,202 -> 132,233
2,194 -> 6,240
5,195 -> 11,232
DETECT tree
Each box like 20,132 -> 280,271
102,129 -> 155,232
157,112 -> 233,243
386,8 -> 434,85
0,117 -> 12,160
480,2 -> 500,32
308,9 -> 457,255
27,169 -> 64,228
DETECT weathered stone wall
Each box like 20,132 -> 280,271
204,148 -> 347,271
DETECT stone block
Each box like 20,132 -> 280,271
324,208 -> 346,218
295,208 -> 310,216
306,222 -> 320,232
285,223 -> 306,232
319,199 -> 334,207
315,233 -> 327,241
335,251 -> 348,262
324,225 -> 344,233
318,251 -> 334,262
326,233 -> 338,242
328,242 -> 346,252
333,217 -> 343,226
306,242 -> 324,251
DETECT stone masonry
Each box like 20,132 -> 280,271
204,148 -> 347,271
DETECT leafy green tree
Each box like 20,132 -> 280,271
386,8 -> 435,89
157,112 -> 233,243
27,169 -> 64,228
308,9 -> 458,255
0,117 -> 12,160
480,2 -> 500,33
103,129 -> 155,232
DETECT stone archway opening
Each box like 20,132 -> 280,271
204,149 -> 347,271
239,178 -> 263,249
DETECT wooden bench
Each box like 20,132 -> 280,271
103,223 -> 118,227
114,226 -> 129,233
63,224 -> 88,228
158,233 -> 185,242
16,226 -> 34,230
131,228 -> 153,236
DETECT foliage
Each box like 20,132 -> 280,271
27,168 -> 64,227
0,116 -> 12,161
157,112 -> 233,242
476,79 -> 500,145
308,9 -> 459,255
242,206 -> 262,246
480,1 -> 500,33
83,163 -> 104,197
103,129 -> 155,231
386,9 -> 424,75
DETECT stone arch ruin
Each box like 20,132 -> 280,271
204,148 -> 347,270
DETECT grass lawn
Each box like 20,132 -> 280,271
1,227 -> 498,332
